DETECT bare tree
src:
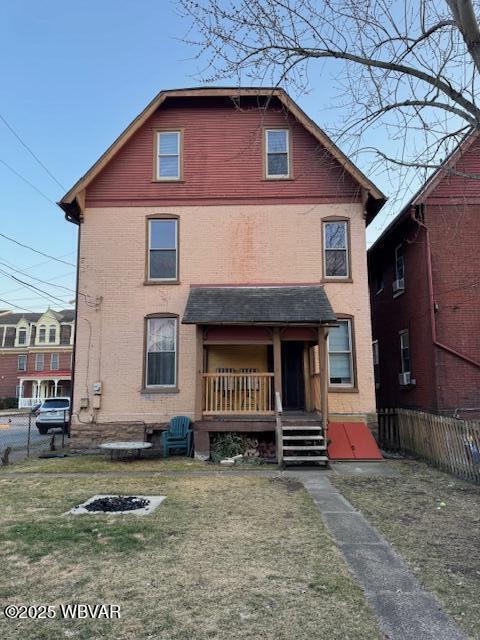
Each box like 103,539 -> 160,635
179,0 -> 480,190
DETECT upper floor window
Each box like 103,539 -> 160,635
48,325 -> 56,343
156,131 -> 181,180
18,328 -> 27,345
372,340 -> 380,387
328,319 -> 354,387
393,245 -> 405,296
400,330 -> 410,374
38,325 -> 46,343
323,221 -> 349,278
145,316 -> 177,387
17,354 -> 27,371
148,218 -> 178,281
60,324 -> 72,345
50,353 -> 59,370
265,129 -> 290,178
35,353 -> 45,371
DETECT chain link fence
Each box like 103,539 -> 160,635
0,410 -> 69,465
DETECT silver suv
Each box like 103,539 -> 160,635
36,397 -> 70,434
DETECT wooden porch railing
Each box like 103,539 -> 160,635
202,373 -> 274,415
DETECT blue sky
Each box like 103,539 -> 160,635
0,1 -> 414,312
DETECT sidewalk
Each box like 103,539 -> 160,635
289,470 -> 467,640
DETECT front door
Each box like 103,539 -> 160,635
281,341 -> 305,410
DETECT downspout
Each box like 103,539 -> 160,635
411,208 -> 480,369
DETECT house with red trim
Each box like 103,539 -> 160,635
59,87 -> 385,460
368,133 -> 480,417
0,308 -> 74,408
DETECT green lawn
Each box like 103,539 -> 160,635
0,463 -> 381,640
331,460 -> 480,640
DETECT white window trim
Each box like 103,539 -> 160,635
399,329 -> 410,374
16,327 -> 28,347
48,324 -> 57,344
37,325 -> 46,344
50,353 -> 59,371
156,131 -> 181,181
327,319 -> 354,388
17,354 -> 27,371
145,317 -> 177,388
323,221 -> 349,279
148,218 -> 178,282
35,353 -> 45,371
265,128 -> 290,179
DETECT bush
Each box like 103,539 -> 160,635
0,398 -> 17,410
210,433 -> 247,463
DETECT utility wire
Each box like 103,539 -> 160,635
0,158 -> 57,204
0,297 -> 35,313
0,232 -> 76,266
0,113 -> 66,190
0,268 -> 70,306
0,260 -> 75,293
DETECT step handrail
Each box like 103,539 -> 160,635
275,392 -> 283,465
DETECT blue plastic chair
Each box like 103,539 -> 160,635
161,416 -> 192,458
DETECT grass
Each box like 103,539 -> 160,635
1,454 -> 256,474
331,459 -> 480,640
0,466 -> 382,640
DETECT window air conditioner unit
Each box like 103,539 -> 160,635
393,278 -> 405,294
398,372 -> 411,386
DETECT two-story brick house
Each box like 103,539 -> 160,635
0,307 -> 74,407
59,87 -> 385,457
368,132 -> 480,417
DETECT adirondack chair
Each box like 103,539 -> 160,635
161,416 -> 192,458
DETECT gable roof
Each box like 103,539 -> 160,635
58,87 -> 385,224
0,308 -> 75,326
369,129 -> 477,252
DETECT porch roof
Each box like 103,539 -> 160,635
182,285 -> 336,325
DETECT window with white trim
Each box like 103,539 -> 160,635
50,353 -> 59,371
394,245 -> 405,292
35,353 -> 45,371
38,325 -> 46,343
17,355 -> 27,371
400,330 -> 411,374
145,317 -> 177,387
18,328 -> 27,345
156,131 -> 181,180
48,325 -> 56,343
323,221 -> 349,278
328,319 -> 354,387
148,219 -> 178,281
265,129 -> 290,178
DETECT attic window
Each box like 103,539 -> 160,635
265,129 -> 290,178
156,131 -> 181,181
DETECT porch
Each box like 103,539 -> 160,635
183,285 -> 336,463
17,373 -> 72,408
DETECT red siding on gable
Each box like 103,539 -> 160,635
86,97 -> 361,206
426,135 -> 480,204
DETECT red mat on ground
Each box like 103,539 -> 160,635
327,422 -> 383,460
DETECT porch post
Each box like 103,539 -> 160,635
272,327 -> 282,401
36,379 -> 42,400
317,326 -> 330,434
54,379 -> 59,397
18,380 -> 24,407
194,325 -> 204,421
302,342 -> 312,411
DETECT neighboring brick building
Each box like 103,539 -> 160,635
0,308 -> 74,407
59,87 -> 385,454
368,133 -> 480,417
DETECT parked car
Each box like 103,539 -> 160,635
31,402 -> 42,416
35,397 -> 70,434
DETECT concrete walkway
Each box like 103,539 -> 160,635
288,470 -> 467,640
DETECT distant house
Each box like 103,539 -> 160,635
0,308 -> 75,407
368,133 -> 480,417
59,87 -> 385,457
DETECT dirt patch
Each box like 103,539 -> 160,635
331,459 -> 480,640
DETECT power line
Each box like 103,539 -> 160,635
0,232 -> 76,266
0,268 -> 70,306
0,113 -> 66,190
0,260 -> 75,294
0,158 -> 57,204
0,297 -> 35,313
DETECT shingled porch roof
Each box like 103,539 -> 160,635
182,285 -> 336,325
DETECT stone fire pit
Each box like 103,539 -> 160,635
67,494 -> 166,516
